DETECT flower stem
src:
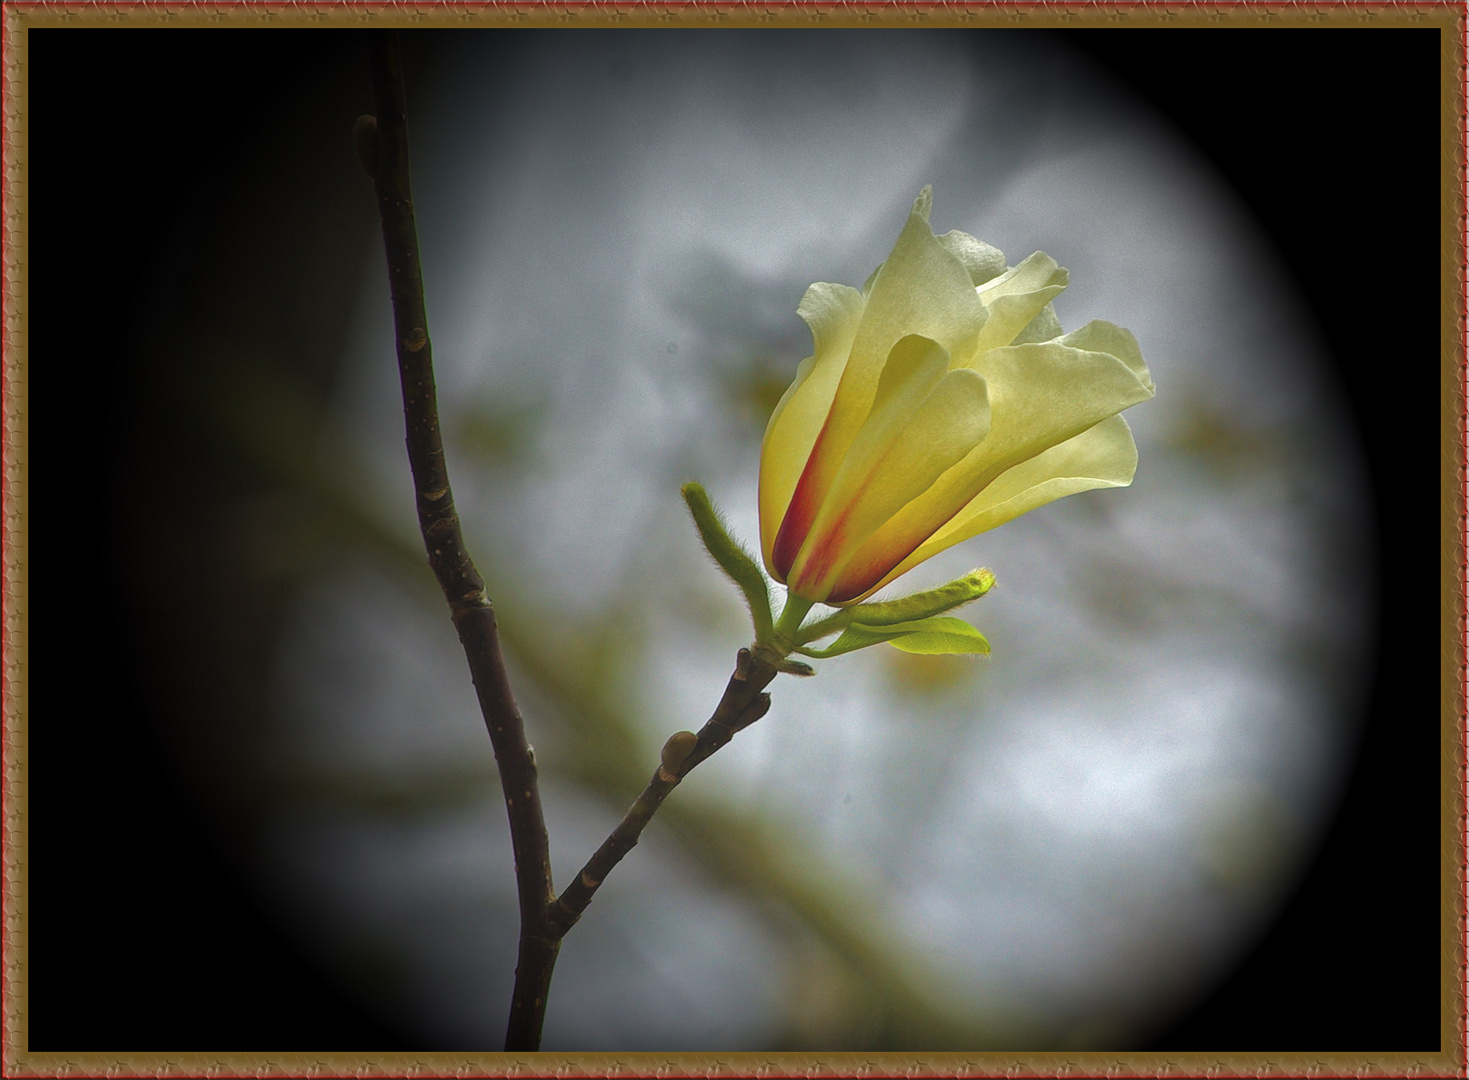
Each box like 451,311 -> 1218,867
774,593 -> 815,643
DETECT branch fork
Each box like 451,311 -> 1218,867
364,33 -> 994,1052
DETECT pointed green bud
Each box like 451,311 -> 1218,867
795,568 -> 994,646
682,483 -> 774,642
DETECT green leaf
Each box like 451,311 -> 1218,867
795,615 -> 990,659
795,568 -> 995,645
682,482 -> 774,642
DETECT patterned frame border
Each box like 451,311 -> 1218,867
2,2 -> 1464,1078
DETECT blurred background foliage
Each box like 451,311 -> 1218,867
29,27 -> 1443,1055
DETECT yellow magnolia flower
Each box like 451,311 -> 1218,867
759,187 -> 1155,606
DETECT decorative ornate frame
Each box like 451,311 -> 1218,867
2,3 -> 1463,1078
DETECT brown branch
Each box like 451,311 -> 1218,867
364,32 -> 557,1052
548,648 -> 778,936
364,33 -> 796,1048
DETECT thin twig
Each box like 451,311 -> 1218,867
549,648 -> 778,935
364,33 -> 795,1049
365,32 -> 557,1052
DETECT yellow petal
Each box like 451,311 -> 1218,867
783,197 -> 990,560
820,368 -> 990,603
935,229 -> 1007,286
964,336 -> 1154,484
829,337 -> 1154,600
758,188 -> 1155,608
972,251 -> 1069,354
781,333 -> 949,588
1011,301 -> 1063,345
860,414 -> 1140,597
758,281 -> 865,570
785,336 -> 990,601
1059,319 -> 1153,392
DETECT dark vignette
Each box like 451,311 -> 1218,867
24,27 -> 1441,1052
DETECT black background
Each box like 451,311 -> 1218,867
26,27 -> 1444,1053
1069,30 -> 1444,1053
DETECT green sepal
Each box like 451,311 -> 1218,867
795,568 -> 995,646
794,616 -> 991,659
682,482 -> 774,643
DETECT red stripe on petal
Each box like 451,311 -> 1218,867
786,517 -> 849,600
771,418 -> 836,580
824,532 -> 927,605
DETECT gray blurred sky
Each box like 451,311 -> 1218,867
248,31 -> 1376,1050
